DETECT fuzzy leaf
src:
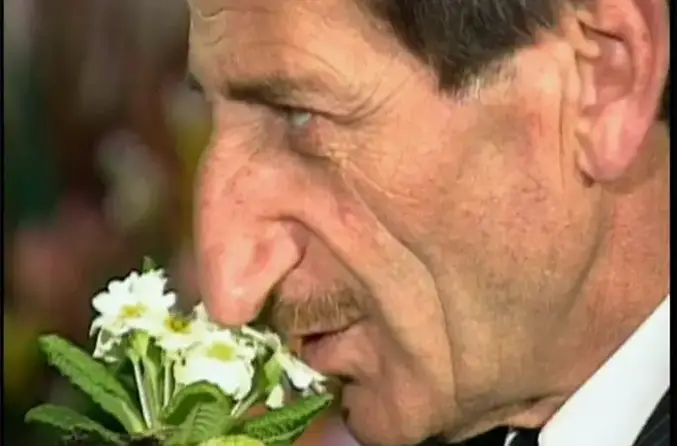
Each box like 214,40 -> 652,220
167,402 -> 232,446
25,404 -> 125,445
242,393 -> 333,444
198,436 -> 266,446
161,381 -> 232,426
38,335 -> 145,433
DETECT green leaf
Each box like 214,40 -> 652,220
242,393 -> 333,445
161,381 -> 233,426
38,335 -> 145,433
142,256 -> 157,272
25,404 -> 125,445
166,403 -> 232,446
198,436 -> 266,446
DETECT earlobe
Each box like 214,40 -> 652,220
567,0 -> 669,183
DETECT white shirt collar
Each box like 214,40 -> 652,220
519,295 -> 671,446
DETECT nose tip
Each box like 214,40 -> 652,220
199,220 -> 308,327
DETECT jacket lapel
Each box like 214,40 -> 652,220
633,389 -> 670,446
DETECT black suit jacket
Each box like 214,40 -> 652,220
421,389 -> 671,446
634,390 -> 670,446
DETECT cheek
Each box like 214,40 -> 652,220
343,331 -> 451,445
431,105 -> 599,332
340,99 -> 528,267
344,85 -> 595,310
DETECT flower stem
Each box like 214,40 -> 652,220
231,390 -> 260,418
132,358 -> 153,429
163,359 -> 173,408
141,356 -> 161,426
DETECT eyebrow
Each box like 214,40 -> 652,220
186,70 -> 344,109
227,75 -> 324,106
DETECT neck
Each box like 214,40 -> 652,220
505,122 -> 671,429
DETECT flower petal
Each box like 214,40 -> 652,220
89,315 -> 107,337
193,302 -> 210,322
179,351 -> 255,400
92,291 -> 122,315
265,384 -> 285,409
276,353 -> 326,390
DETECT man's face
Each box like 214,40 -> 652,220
191,0 -> 602,444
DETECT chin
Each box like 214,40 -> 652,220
341,381 -> 437,446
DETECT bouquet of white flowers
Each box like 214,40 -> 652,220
25,258 -> 333,446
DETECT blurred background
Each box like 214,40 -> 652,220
3,0 -> 359,443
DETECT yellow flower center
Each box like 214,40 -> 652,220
165,316 -> 191,334
120,304 -> 146,319
207,343 -> 236,362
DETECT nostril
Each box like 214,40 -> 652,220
279,219 -> 310,268
199,217 -> 311,326
242,220 -> 309,281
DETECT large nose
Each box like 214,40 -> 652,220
195,145 -> 309,327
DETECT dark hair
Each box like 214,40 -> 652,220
367,0 -> 669,122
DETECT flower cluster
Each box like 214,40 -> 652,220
25,261 -> 334,446
89,268 -> 326,429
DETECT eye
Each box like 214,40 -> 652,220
276,106 -> 329,160
282,107 -> 314,131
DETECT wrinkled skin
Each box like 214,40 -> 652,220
189,0 -> 670,444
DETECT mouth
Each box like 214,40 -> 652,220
296,322 -> 361,376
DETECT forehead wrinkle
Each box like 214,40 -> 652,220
187,0 -> 226,21
187,0 -> 281,21
188,0 -> 407,112
226,61 -> 365,114
196,36 -> 364,111
189,6 -> 274,49
189,22 -> 231,53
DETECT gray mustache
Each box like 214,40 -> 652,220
267,285 -> 367,336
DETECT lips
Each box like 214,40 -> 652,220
294,326 -> 351,357
296,322 -> 361,377
301,331 -> 346,371
293,317 -> 361,351
288,312 -> 363,345
301,329 -> 346,354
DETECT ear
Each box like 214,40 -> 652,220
566,0 -> 669,183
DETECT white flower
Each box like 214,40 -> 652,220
239,325 -> 279,355
92,329 -> 124,363
90,270 -> 176,338
193,302 -> 210,322
89,270 -> 176,361
265,384 -> 285,409
274,350 -> 326,391
175,329 -> 258,400
241,327 -> 327,393
149,313 -> 210,357
192,302 -> 220,332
